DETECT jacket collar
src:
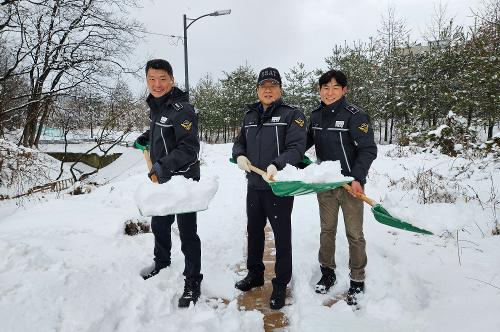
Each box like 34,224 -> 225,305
247,98 -> 283,115
312,96 -> 347,113
146,87 -> 188,109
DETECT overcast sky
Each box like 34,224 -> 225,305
128,0 -> 484,94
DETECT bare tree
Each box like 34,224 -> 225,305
1,0 -> 142,147
424,1 -> 455,42
377,5 -> 411,143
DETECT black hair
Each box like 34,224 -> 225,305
145,59 -> 173,77
318,69 -> 348,88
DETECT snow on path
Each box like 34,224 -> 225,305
0,143 -> 499,331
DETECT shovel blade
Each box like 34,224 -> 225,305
372,204 -> 433,235
270,180 -> 351,197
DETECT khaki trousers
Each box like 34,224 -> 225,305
317,187 -> 366,281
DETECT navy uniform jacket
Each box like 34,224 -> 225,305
233,99 -> 307,190
306,96 -> 377,185
137,87 -> 200,183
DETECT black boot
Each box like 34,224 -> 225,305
235,273 -> 264,291
269,285 -> 287,310
141,265 -> 168,280
178,279 -> 201,308
315,266 -> 336,294
346,280 -> 364,306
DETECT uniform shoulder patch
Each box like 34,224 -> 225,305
358,123 -> 369,133
181,120 -> 192,131
294,118 -> 305,127
173,102 -> 184,111
346,105 -> 360,114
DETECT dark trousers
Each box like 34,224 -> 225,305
151,212 -> 202,281
246,188 -> 294,288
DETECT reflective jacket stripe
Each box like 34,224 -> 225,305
160,128 -> 168,155
339,132 -> 351,172
312,127 -> 348,131
275,126 -> 280,155
263,122 -> 287,126
327,128 -> 349,131
176,159 -> 198,173
155,122 -> 173,128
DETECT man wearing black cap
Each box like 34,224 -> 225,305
232,67 -> 307,310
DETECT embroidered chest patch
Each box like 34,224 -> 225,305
335,121 -> 345,128
271,116 -> 281,123
160,116 -> 168,124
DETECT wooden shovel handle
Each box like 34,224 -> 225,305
143,150 -> 158,183
248,164 -> 276,182
342,184 -> 376,206
249,164 -> 266,176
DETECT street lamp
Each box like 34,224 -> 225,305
183,9 -> 231,99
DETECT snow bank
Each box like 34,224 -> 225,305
89,148 -> 144,185
135,175 -> 219,216
275,160 -> 354,183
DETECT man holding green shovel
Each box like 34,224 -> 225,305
306,69 -> 377,306
134,59 -> 202,308
232,67 -> 307,310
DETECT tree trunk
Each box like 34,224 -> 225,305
389,114 -> 394,144
467,109 -> 473,128
22,101 -> 40,147
378,121 -> 382,143
34,99 -> 51,147
384,115 -> 388,142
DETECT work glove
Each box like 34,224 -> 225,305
262,164 -> 277,181
147,168 -> 158,183
134,135 -> 149,150
236,155 -> 251,172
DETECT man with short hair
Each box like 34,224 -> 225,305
134,59 -> 202,308
306,69 -> 377,305
232,67 -> 307,310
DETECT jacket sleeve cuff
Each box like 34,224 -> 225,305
271,160 -> 284,171
153,162 -> 172,184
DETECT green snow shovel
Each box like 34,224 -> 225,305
134,142 -> 158,183
235,158 -> 433,235
342,184 -> 433,235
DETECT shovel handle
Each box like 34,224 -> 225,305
143,150 -> 158,183
342,184 -> 377,206
248,164 -> 275,182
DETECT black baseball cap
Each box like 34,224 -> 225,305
257,67 -> 282,86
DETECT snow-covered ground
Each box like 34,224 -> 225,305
1,143 -> 499,332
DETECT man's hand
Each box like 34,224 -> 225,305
148,168 -> 158,183
236,155 -> 251,172
262,164 -> 277,181
348,180 -> 364,197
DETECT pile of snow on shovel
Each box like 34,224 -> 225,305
276,160 -> 353,183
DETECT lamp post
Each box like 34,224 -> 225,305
183,9 -> 231,99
